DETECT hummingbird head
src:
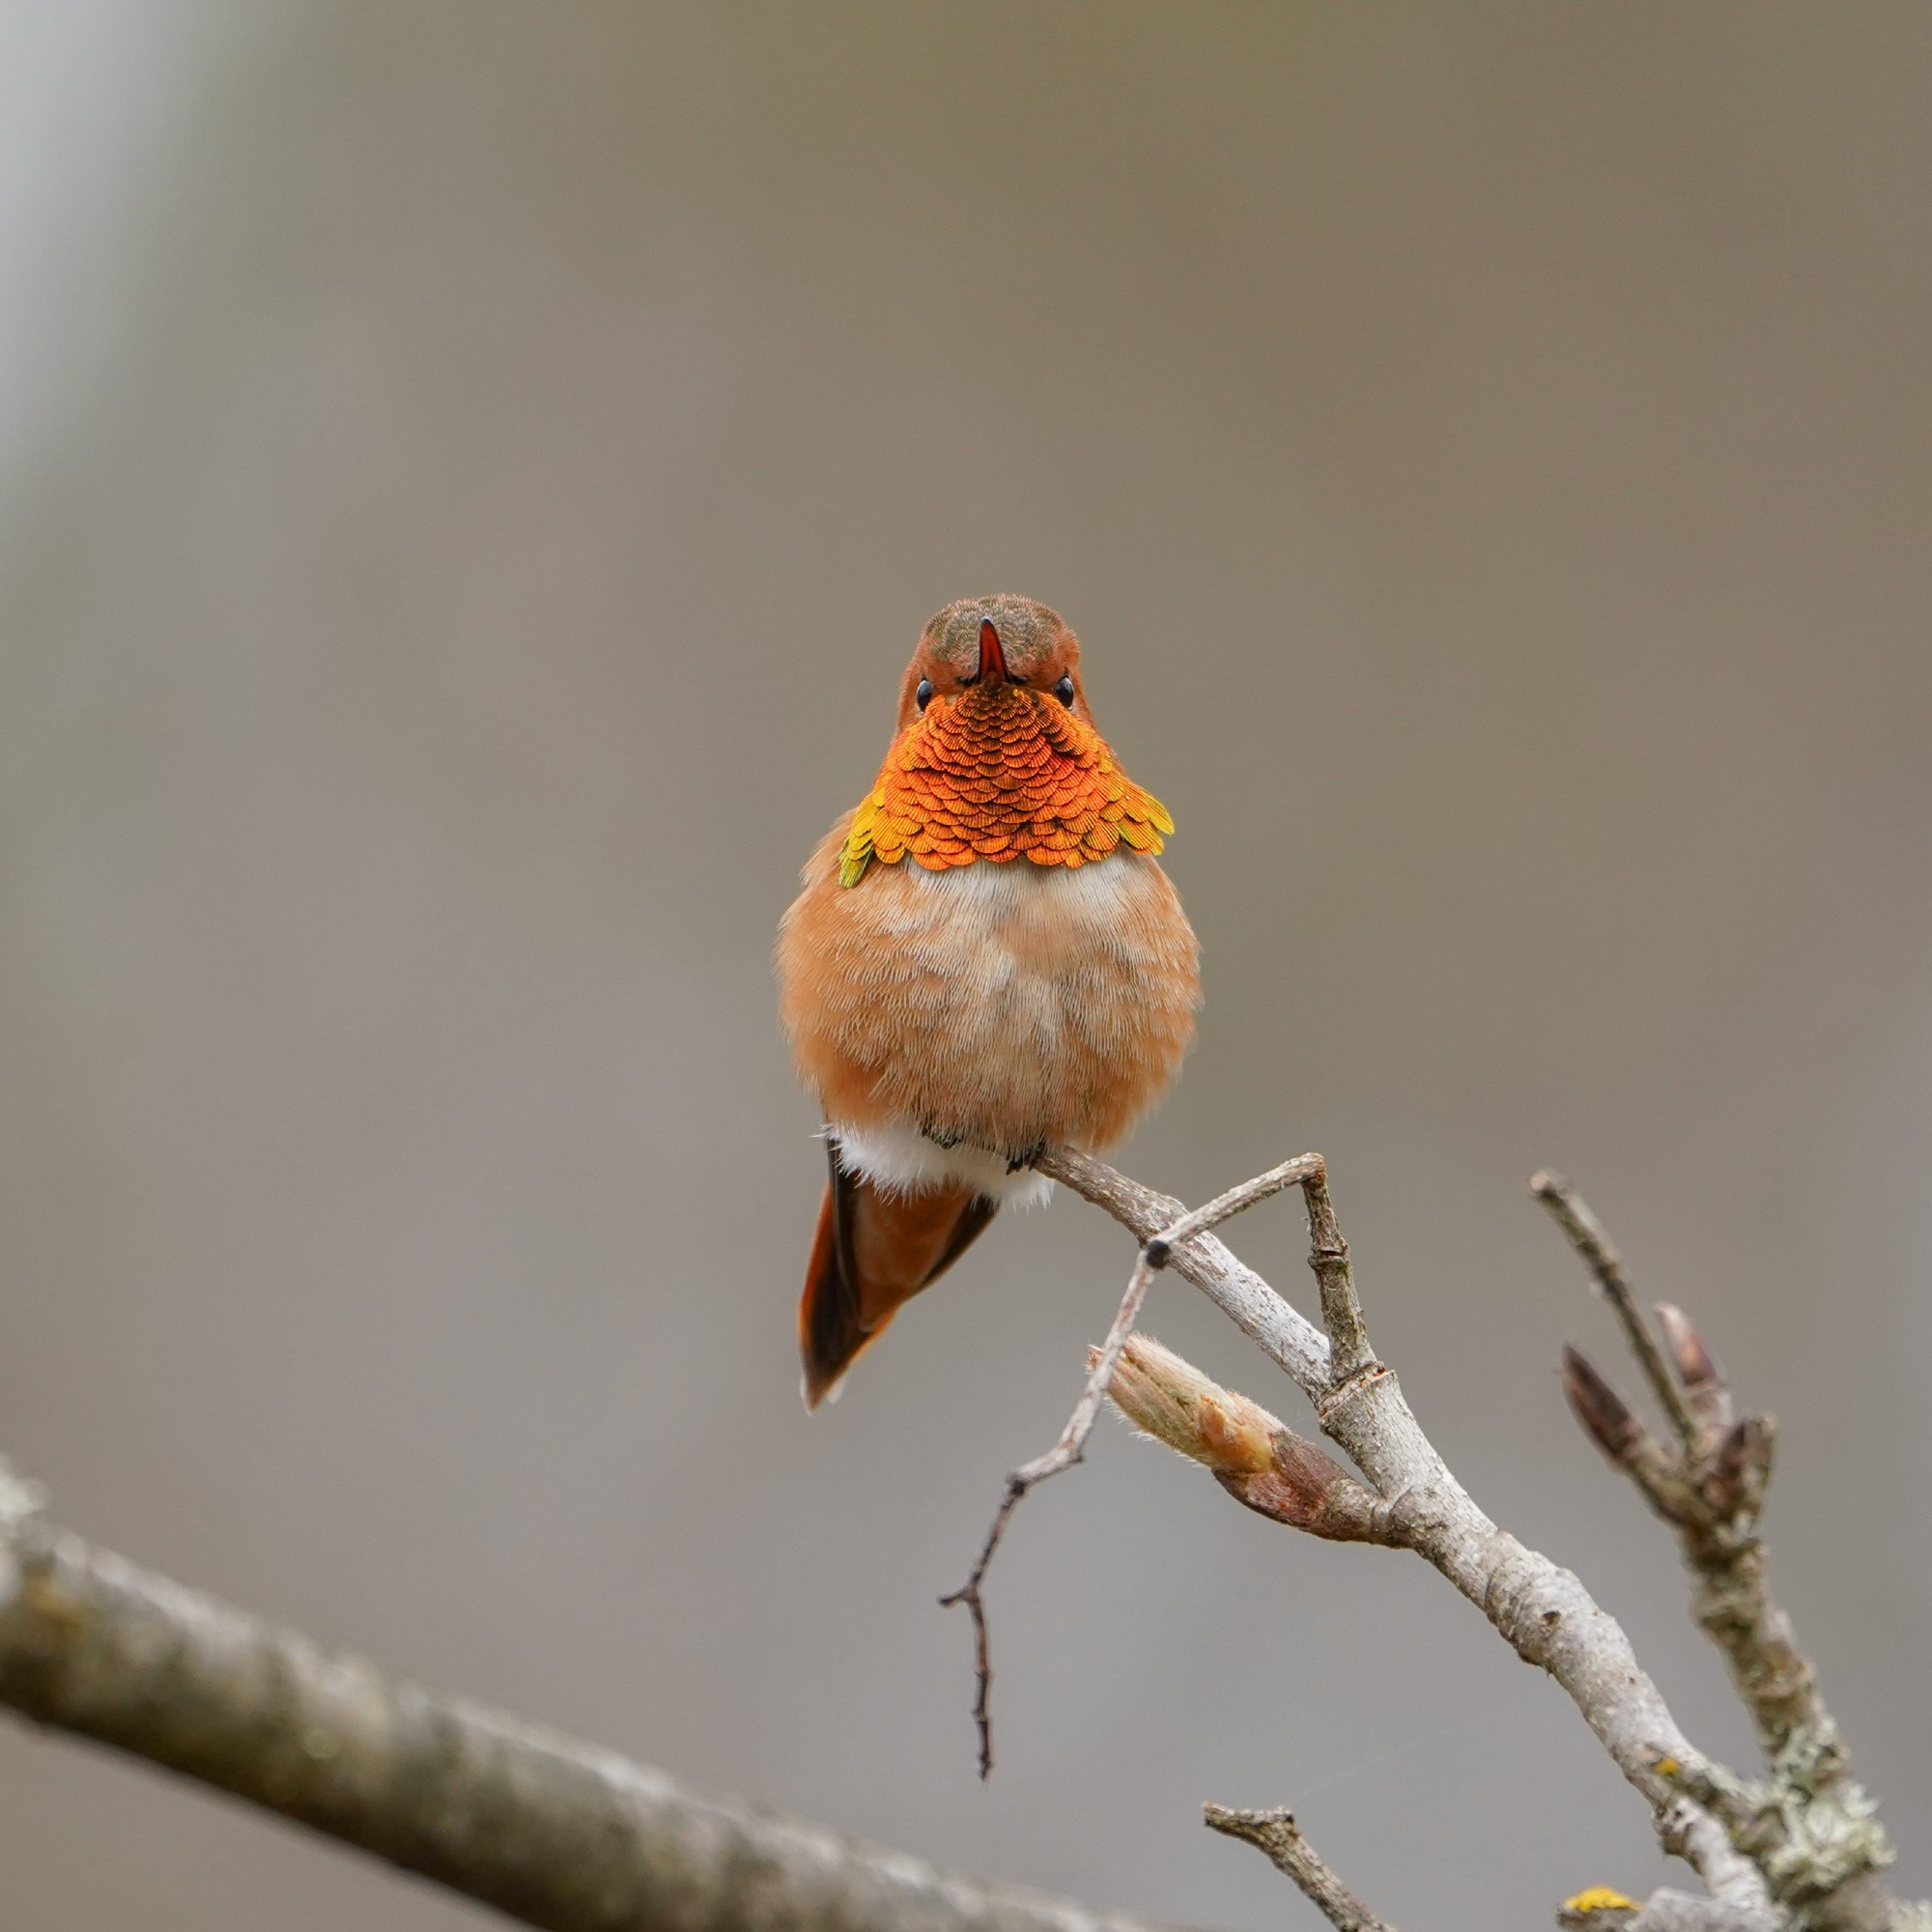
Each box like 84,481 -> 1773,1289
839,595 -> 1173,886
893,593 -> 1089,733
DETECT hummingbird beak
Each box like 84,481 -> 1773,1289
976,618 -> 1009,685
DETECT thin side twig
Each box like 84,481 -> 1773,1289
1203,1805 -> 1397,1932
1530,1170 -> 1701,1448
1299,1164 -> 1375,1383
1033,1149 -> 1332,1393
0,1463 -> 1194,1932
942,1153 -> 1322,1776
1141,1154 -> 1324,1267
940,1247 -> 1156,1778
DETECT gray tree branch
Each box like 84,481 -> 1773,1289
0,1463 -> 1193,1932
1032,1147 -> 1776,1927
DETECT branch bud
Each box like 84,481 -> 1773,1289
1102,1337 -> 1397,1544
1655,1302 -> 1733,1438
1224,1437 -> 1392,1543
1100,1336 -> 1278,1473
1706,1413 -> 1776,1523
1561,1346 -> 1692,1520
1562,1346 -> 1645,1466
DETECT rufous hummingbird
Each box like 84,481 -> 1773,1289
778,595 -> 1200,1406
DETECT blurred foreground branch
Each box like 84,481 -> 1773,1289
0,1463 -> 1188,1932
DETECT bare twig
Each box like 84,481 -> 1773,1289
940,1247 -> 1156,1778
1299,1165 -> 1374,1382
0,1463 -> 1197,1932
1140,1154 -> 1324,1267
1530,1171 -> 1702,1449
1202,1804 -> 1396,1932
1045,1147 -> 1770,1919
1032,1149 -> 1331,1392
943,1153 -> 1321,1777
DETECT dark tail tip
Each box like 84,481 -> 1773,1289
799,1175 -> 865,1410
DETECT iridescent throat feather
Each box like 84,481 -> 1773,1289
838,679 -> 1173,887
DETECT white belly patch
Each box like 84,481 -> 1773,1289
831,1121 -> 1055,1208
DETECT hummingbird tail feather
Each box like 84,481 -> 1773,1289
798,1147 -> 998,1409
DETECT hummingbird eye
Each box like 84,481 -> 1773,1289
1054,675 -> 1075,707
916,678 -> 934,711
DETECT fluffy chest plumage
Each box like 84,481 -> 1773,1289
881,859 -> 1152,1016
779,822 -> 1200,1178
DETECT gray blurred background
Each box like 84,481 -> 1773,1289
1,6 -> 1928,1928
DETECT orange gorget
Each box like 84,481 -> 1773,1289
839,680 -> 1173,887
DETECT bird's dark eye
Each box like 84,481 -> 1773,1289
1054,675 -> 1075,707
916,678 -> 934,711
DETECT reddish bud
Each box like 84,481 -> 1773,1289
1707,1413 -> 1775,1520
1656,1302 -> 1733,1437
1562,1346 -> 1645,1466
